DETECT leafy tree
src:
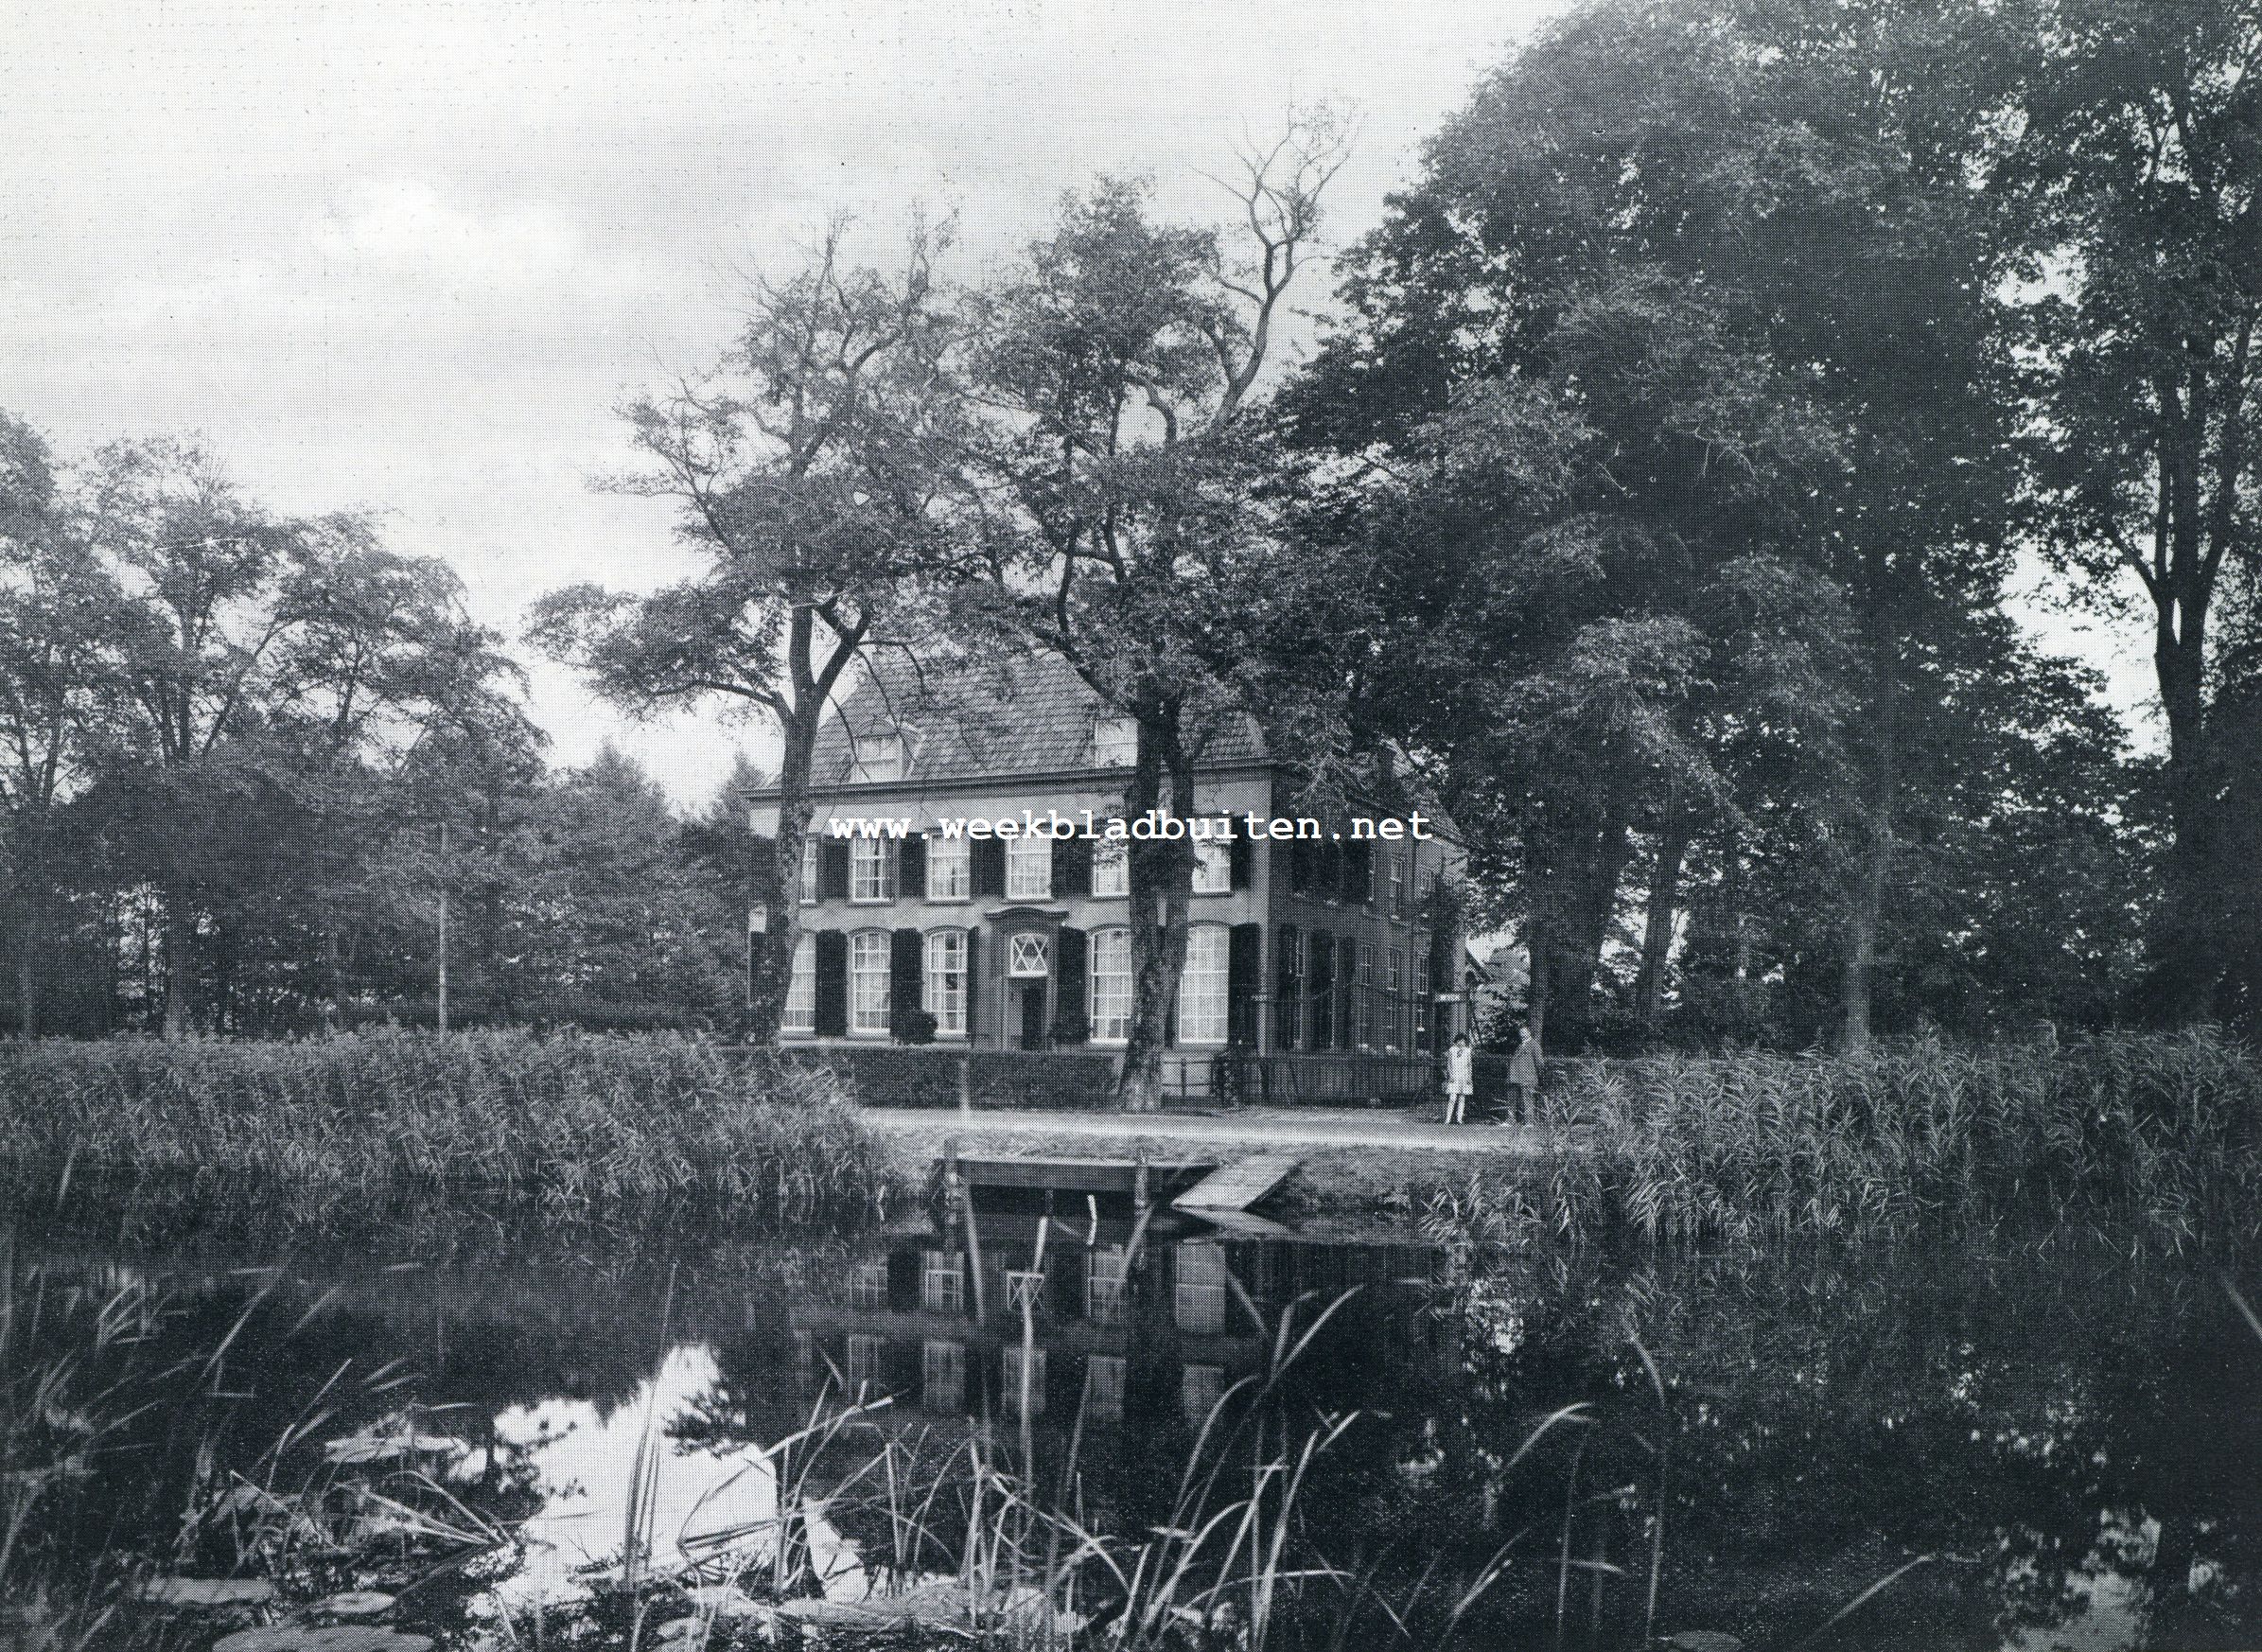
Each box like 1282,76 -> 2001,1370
1991,0 -> 2262,1020
530,224 -> 955,1046
1289,0 -> 2142,1047
949,119 -> 1350,1108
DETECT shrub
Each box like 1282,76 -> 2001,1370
0,1030 -> 894,1221
896,1009 -> 939,1046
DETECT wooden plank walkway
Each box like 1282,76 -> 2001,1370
1173,1151 -> 1302,1211
953,1154 -> 1216,1197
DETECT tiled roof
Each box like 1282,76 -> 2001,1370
809,652 -> 1269,787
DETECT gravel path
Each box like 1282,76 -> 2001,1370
860,1106 -> 1558,1155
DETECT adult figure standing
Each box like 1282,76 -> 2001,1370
1444,1032 -> 1475,1125
1505,1022 -> 1544,1125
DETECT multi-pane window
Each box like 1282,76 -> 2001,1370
1007,931 -> 1050,978
800,838 -> 819,904
1090,927 -> 1132,1043
782,932 -> 815,1033
926,837 -> 970,900
1389,854 -> 1407,917
1356,942 -> 1376,1047
922,1340 -> 966,1412
847,733 -> 904,783
1177,924 -> 1229,1046
849,1258 -> 888,1309
1085,1246 -> 1129,1325
850,838 -> 895,903
1386,947 -> 1403,993
1092,838 -> 1129,898
1006,835 -> 1052,899
1181,1362 -> 1226,1426
846,1332 -> 883,1390
1092,715 -> 1137,767
850,930 -> 890,1034
1191,837 -> 1232,894
1084,1353 -> 1129,1422
1174,1242 -> 1229,1334
921,1248 -> 965,1312
1003,1346 -> 1046,1415
924,929 -> 968,1036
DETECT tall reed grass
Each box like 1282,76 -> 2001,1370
0,1030 -> 893,1221
1534,1028 -> 2260,1245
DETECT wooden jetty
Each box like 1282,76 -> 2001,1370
947,1152 -> 1217,1200
1172,1151 -> 1302,1213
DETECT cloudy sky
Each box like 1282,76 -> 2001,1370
3,0 -> 2151,805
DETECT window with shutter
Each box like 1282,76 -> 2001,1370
927,837 -> 971,900
783,933 -> 816,1033
850,931 -> 891,1035
924,930 -> 968,1035
1177,924 -> 1228,1045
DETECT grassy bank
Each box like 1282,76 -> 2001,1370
1531,1028 -> 2261,1245
0,1029 -> 895,1221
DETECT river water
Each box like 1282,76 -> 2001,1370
4,1187 -> 2257,1650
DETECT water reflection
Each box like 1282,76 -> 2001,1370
3,1195 -> 2258,1650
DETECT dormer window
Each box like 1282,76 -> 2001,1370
849,731 -> 905,783
1092,716 -> 1136,768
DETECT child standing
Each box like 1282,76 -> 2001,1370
1444,1032 -> 1475,1124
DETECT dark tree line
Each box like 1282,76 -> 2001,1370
0,418 -> 760,1034
7,0 -> 2257,1052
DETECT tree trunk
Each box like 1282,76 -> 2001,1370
745,710 -> 820,1049
1116,700 -> 1195,1113
1524,912 -> 1552,1046
2151,560 -> 2219,1022
1633,787 -> 1692,1040
1841,655 -> 1899,1053
163,900 -> 193,1039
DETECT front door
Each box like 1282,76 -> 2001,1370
1018,982 -> 1047,1050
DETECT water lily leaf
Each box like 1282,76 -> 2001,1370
312,1592 -> 395,1619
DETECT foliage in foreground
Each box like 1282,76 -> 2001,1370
1520,1029 -> 2262,1245
0,1029 -> 893,1219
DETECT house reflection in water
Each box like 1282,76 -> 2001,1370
776,1209 -> 1457,1454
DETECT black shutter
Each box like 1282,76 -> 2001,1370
1228,834 -> 1253,890
1057,835 -> 1094,897
1337,961 -> 1356,1050
963,929 -> 981,1044
901,835 -> 928,900
1275,923 -> 1299,1050
972,838 -> 1006,898
819,840 -> 850,901
1228,923 -> 1261,1046
889,928 -> 922,1037
1056,926 -> 1087,1037
814,931 -> 848,1036
1321,842 -> 1343,902
1343,841 -> 1371,905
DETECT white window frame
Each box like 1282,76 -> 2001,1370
1389,854 -> 1407,917
848,732 -> 905,783
1386,947 -> 1403,993
850,838 -> 896,904
847,1332 -> 884,1390
1007,931 -> 1050,979
924,929 -> 968,1037
1092,837 -> 1129,898
1089,927 -> 1132,1044
925,836 -> 971,901
1174,1241 -> 1229,1334
1003,1345 -> 1046,1415
850,930 -> 891,1036
799,838 -> 819,905
782,932 -> 816,1033
1191,837 -> 1232,894
1085,1352 -> 1128,1420
849,1258 -> 888,1309
1086,1246 -> 1130,1325
1092,715 -> 1137,768
921,1249 -> 965,1312
1176,923 -> 1229,1046
1006,835 -> 1052,900
922,1339 -> 966,1411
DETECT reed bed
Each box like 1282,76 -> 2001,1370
0,1030 -> 894,1221
1534,1028 -> 2261,1245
